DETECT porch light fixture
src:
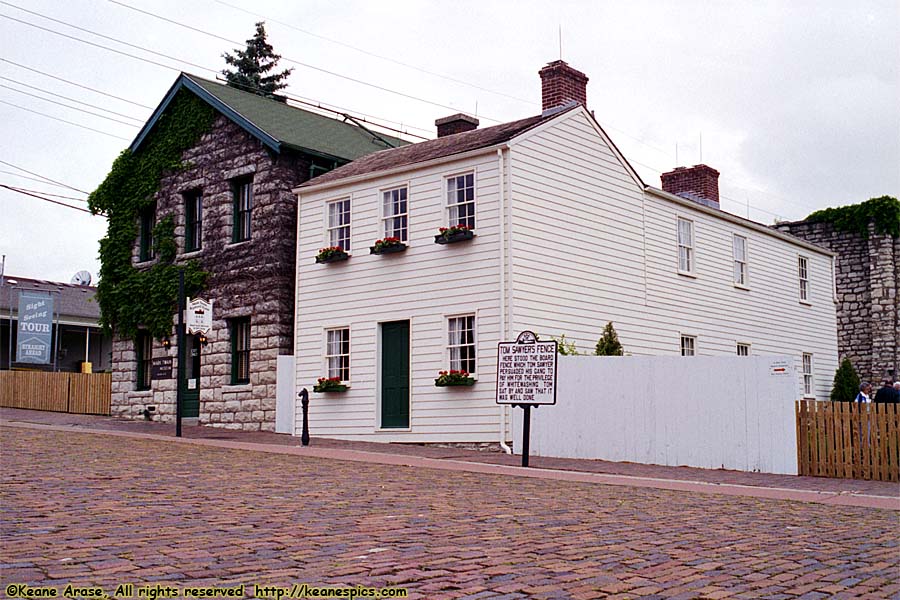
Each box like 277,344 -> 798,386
161,337 -> 171,349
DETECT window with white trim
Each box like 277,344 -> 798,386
802,353 -> 813,397
733,234 -> 748,286
798,256 -> 809,302
448,315 -> 476,374
677,218 -> 694,273
326,328 -> 350,381
447,173 -> 475,229
326,198 -> 351,251
737,343 -> 750,356
680,335 -> 696,356
382,186 -> 408,242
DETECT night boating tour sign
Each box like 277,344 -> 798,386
496,331 -> 558,467
16,291 -> 53,364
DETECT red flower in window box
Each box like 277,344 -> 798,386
370,237 -> 407,255
435,370 -> 475,387
435,224 -> 475,245
316,246 -> 350,264
313,377 -> 348,392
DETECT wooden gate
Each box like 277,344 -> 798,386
796,400 -> 900,482
0,371 -> 111,415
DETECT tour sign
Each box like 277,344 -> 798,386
496,331 -> 558,406
185,297 -> 213,335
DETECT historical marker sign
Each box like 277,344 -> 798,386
496,331 -> 558,405
16,291 -> 53,365
151,357 -> 174,380
185,297 -> 213,335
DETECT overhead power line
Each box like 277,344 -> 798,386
0,76 -> 144,122
0,184 -> 95,214
0,58 -> 153,109
0,100 -> 130,141
0,83 -> 141,127
0,160 -> 89,194
0,184 -> 88,203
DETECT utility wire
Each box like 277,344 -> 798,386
1,5 -> 504,123
0,100 -> 130,141
0,160 -> 89,194
0,76 -> 145,123
0,83 -> 141,127
0,170 -> 88,192
0,184 -> 95,214
0,184 -> 88,203
0,58 -> 153,109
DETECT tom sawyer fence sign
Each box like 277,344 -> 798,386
496,331 -> 558,467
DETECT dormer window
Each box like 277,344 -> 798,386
447,173 -> 475,229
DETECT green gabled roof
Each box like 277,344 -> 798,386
130,73 -> 408,162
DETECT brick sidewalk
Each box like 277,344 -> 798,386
2,407 -> 897,503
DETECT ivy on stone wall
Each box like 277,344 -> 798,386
88,90 -> 215,339
805,196 -> 900,238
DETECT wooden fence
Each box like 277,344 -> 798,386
796,400 -> 900,482
0,371 -> 111,415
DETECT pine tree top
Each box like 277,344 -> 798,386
222,22 -> 293,98
595,321 -> 624,356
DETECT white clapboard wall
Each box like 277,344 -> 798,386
512,355 -> 799,475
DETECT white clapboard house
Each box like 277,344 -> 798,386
292,60 -> 838,443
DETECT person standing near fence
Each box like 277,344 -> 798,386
855,382 -> 873,403
873,379 -> 899,403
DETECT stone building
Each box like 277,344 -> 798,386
776,209 -> 899,384
108,73 -> 404,430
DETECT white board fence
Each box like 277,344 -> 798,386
512,355 -> 799,475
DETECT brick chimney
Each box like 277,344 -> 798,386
661,164 -> 720,209
435,113 -> 479,138
539,60 -> 588,112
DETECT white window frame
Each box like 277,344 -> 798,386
680,335 -> 696,356
381,185 -> 409,242
325,197 -> 351,251
737,343 -> 751,356
445,171 -> 476,229
798,255 -> 810,303
677,217 -> 695,275
447,314 -> 477,376
324,327 -> 350,383
802,353 -> 814,398
733,234 -> 748,287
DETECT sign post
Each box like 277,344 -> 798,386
496,331 -> 558,467
175,271 -> 185,438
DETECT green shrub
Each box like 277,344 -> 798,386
830,358 -> 860,402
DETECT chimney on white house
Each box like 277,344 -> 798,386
435,113 -> 480,138
660,164 -> 721,209
539,60 -> 589,112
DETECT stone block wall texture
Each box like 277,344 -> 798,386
111,115 -> 312,431
777,220 -> 899,384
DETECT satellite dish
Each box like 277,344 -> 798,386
71,270 -> 92,286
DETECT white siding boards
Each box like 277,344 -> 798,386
294,105 -> 838,443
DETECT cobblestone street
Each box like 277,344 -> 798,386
1,425 -> 898,599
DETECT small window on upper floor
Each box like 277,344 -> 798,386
798,255 -> 810,303
677,217 -> 694,274
184,190 -> 202,253
447,173 -> 475,229
733,234 -> 748,287
680,335 -> 696,356
138,201 -> 156,262
326,198 -> 351,251
737,343 -> 751,356
382,186 -> 408,242
232,176 -> 253,243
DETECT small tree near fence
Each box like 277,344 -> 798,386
595,321 -> 624,356
830,357 -> 860,402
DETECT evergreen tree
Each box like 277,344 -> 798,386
830,357 -> 860,402
594,321 -> 624,356
222,22 -> 292,98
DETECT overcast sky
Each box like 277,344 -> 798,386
1,0 -> 897,283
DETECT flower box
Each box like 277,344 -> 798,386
313,377 -> 348,393
434,370 -> 476,387
434,225 -> 475,245
370,237 -> 407,255
316,247 -> 350,264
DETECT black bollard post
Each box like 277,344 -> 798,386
300,388 -> 310,446
521,404 -> 531,467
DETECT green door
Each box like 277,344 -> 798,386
381,321 -> 410,429
182,334 -> 200,418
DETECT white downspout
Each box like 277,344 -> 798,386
497,147 -> 512,455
